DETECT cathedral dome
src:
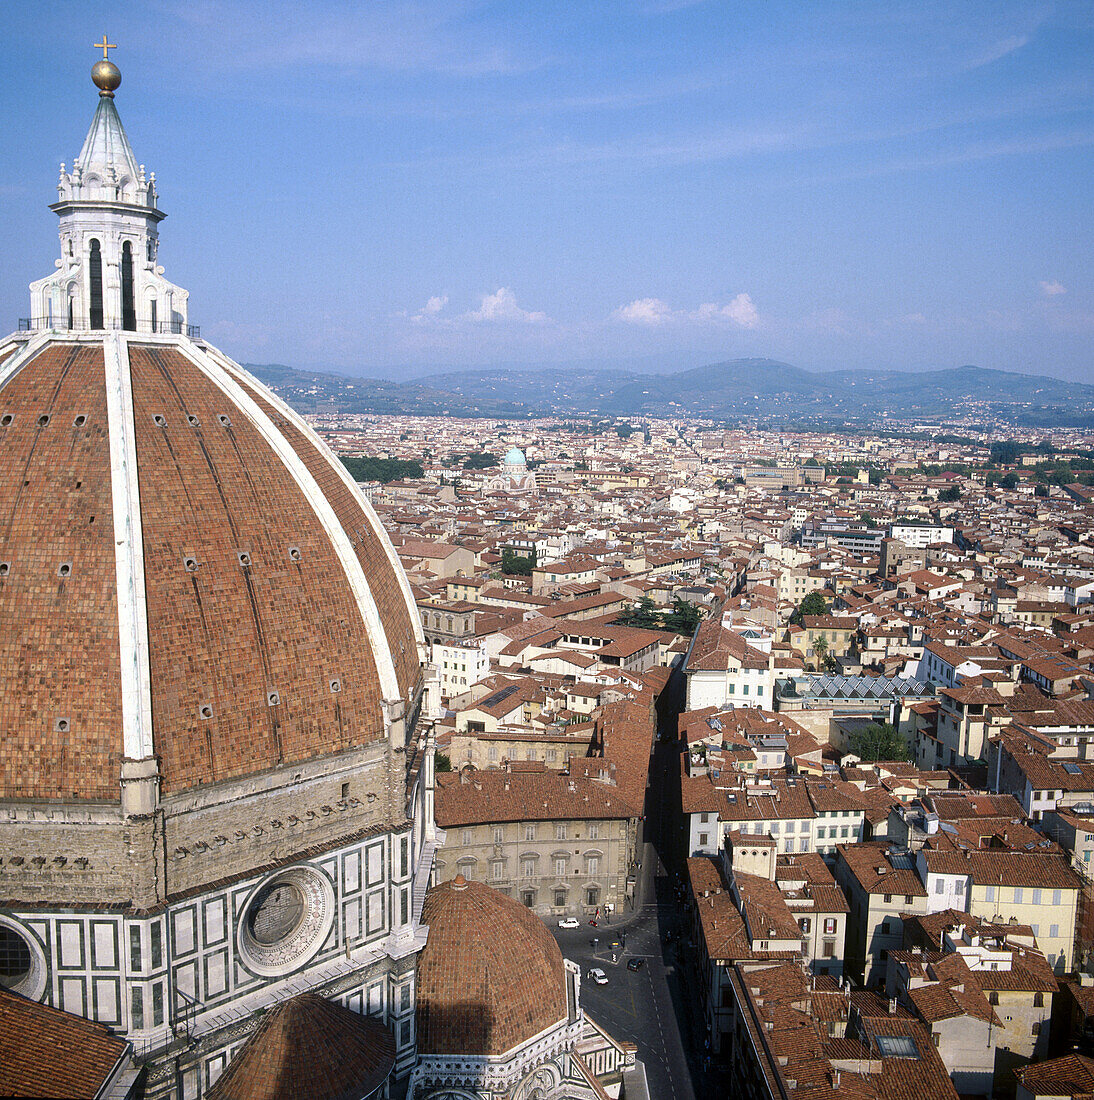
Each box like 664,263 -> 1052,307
0,336 -> 423,799
502,446 -> 526,466
0,59 -> 424,803
0,48 -> 440,1099
416,876 -> 567,1057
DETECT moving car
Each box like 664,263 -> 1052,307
626,958 -> 645,972
588,967 -> 609,984
557,917 -> 580,929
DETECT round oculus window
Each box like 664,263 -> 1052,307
0,919 -> 46,1001
237,866 -> 335,977
0,926 -> 32,986
248,882 -> 305,945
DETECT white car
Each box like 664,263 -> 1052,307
588,968 -> 608,985
557,917 -> 580,929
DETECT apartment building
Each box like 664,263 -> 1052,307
433,766 -> 640,919
898,911 -> 1056,1087
432,637 -> 489,697
835,843 -> 931,987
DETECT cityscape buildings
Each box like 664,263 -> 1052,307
4,32 -> 1094,1100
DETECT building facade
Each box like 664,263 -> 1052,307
433,768 -> 640,918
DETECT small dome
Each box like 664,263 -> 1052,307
502,446 -> 526,466
207,993 -> 395,1100
417,879 -> 567,1056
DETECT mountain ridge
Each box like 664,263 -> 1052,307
242,358 -> 1094,426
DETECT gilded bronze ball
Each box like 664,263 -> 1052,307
91,59 -> 121,94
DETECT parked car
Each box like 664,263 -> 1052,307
557,917 -> 580,929
588,968 -> 609,985
626,958 -> 645,972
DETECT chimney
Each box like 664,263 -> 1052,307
888,997 -> 897,1015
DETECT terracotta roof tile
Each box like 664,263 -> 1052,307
0,986 -> 127,1099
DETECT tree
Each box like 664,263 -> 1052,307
435,752 -> 452,773
662,597 -> 702,635
990,440 -> 1020,466
938,485 -> 961,502
797,591 -> 829,620
340,456 -> 424,483
811,637 -> 829,668
1000,472 -> 1020,490
848,721 -> 911,763
462,452 -> 499,470
500,548 -> 536,575
617,596 -> 661,629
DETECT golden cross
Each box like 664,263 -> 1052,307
93,35 -> 116,60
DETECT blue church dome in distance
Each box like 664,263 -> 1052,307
503,446 -> 526,466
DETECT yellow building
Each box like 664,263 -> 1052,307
918,848 -> 1082,973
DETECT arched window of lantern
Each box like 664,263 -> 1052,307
121,242 -> 136,331
88,239 -> 103,329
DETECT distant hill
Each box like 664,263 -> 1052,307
242,359 -> 1094,426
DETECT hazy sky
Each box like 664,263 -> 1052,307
2,1 -> 1092,380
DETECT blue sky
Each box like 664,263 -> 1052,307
2,1 -> 1092,381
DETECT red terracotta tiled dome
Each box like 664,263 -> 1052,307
417,877 -> 568,1057
206,992 -> 396,1100
0,335 -> 423,799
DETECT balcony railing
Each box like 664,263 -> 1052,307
18,317 -> 200,339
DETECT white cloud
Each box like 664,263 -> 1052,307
404,289 -> 550,326
1040,280 -> 1067,297
613,293 -> 759,328
693,293 -> 759,328
405,294 -> 450,323
613,297 -> 674,325
466,287 -> 549,324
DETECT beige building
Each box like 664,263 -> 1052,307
455,679 -> 545,733
787,614 -> 858,664
448,725 -> 594,771
418,598 -> 477,645
776,567 -> 828,605
433,767 -> 640,918
896,911 -> 1056,1090
835,843 -> 931,987
918,846 -> 1082,973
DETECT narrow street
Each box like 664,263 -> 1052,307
549,731 -> 714,1099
